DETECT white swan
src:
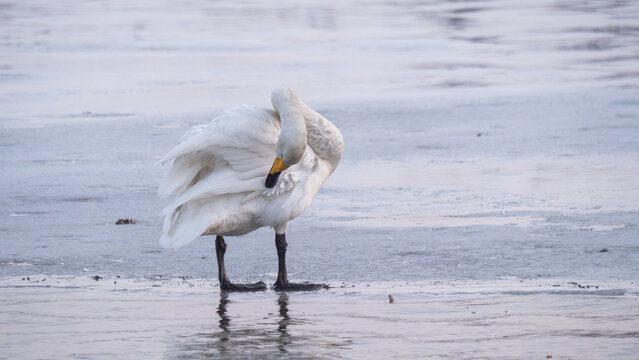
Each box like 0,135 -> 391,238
158,88 -> 344,291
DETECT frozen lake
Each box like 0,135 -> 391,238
1,0 -> 639,359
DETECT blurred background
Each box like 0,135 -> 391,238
1,0 -> 638,125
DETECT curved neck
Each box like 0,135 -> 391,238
298,101 -> 344,171
271,88 -> 307,165
271,88 -> 344,171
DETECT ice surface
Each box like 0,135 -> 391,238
1,0 -> 639,359
1,277 -> 638,360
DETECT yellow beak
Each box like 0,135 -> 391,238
268,157 -> 290,175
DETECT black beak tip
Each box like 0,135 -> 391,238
265,172 -> 281,188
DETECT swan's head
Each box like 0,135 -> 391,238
265,126 -> 306,188
266,89 -> 307,188
277,124 -> 306,165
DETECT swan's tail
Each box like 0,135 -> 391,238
160,199 -> 217,250
159,169 -> 263,249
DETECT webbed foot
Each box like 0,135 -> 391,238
273,281 -> 329,291
220,281 -> 267,292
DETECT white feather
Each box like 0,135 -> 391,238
158,89 -> 343,250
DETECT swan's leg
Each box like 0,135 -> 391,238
215,235 -> 266,291
273,233 -> 327,291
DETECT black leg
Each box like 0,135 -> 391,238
273,233 -> 328,291
273,233 -> 289,288
215,235 -> 266,291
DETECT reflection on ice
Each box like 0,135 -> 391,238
276,292 -> 291,354
217,291 -> 230,335
175,291 -> 347,360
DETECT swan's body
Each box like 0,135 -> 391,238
158,88 -> 343,290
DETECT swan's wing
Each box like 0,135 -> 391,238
158,106 -> 283,249
158,105 -> 280,199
